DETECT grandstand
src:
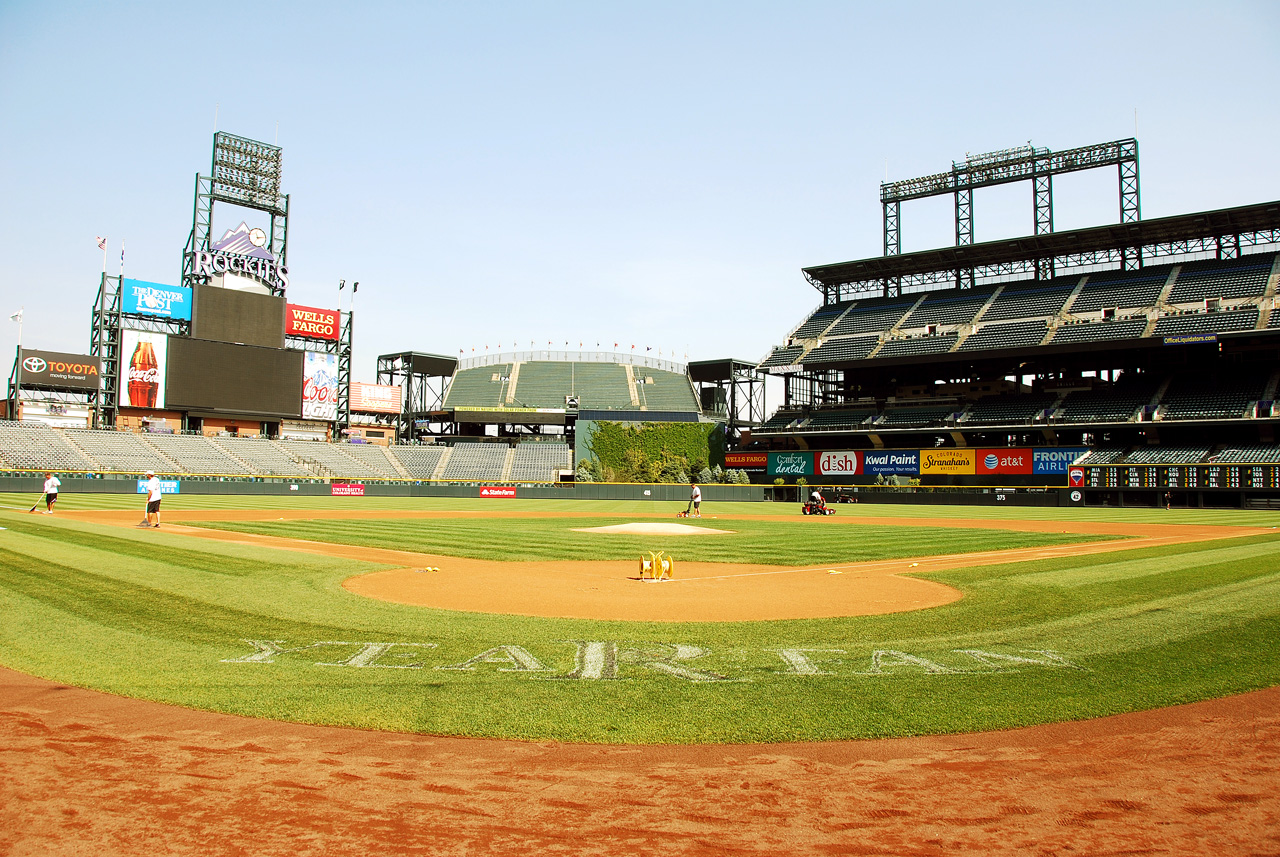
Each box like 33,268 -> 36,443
746,138 -> 1280,505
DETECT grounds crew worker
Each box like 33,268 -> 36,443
690,482 -> 702,517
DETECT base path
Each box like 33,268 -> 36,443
69,509 -> 1275,621
2,666 -> 1276,856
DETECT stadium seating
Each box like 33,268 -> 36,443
827,300 -> 916,336
759,345 -> 807,368
443,363 -> 512,408
570,362 -> 633,410
755,411 -> 802,432
64,429 -> 179,474
801,408 -> 877,431
387,444 -> 446,478
440,442 -> 509,481
142,433 -> 248,475
962,393 -> 1059,425
277,439 -> 388,479
0,421 -> 99,471
1168,256 -> 1274,303
1152,308 -> 1259,337
798,335 -> 879,365
903,290 -> 995,328
1214,444 -> 1280,463
874,335 -> 959,359
1054,379 -> 1156,424
509,442 -> 571,482
1048,318 -> 1148,344
791,301 -> 854,338
511,362 -> 574,408
1070,269 -> 1171,314
876,405 -> 957,427
1124,446 -> 1210,464
958,320 -> 1049,351
980,280 -> 1077,322
337,442 -> 403,478
211,437 -> 312,477
1074,446 -> 1128,465
635,370 -> 700,412
1158,373 -> 1266,421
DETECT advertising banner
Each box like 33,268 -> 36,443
1068,467 -> 1085,488
302,352 -> 338,421
331,483 -> 366,496
861,449 -> 920,475
976,448 -> 1033,475
1033,448 -> 1090,475
768,451 -> 814,478
122,279 -> 192,321
286,304 -> 340,340
18,349 -> 101,391
480,486 -> 518,498
920,448 -> 976,475
815,450 -> 861,476
350,382 -> 402,415
724,451 -> 767,470
135,478 -> 181,494
119,331 -> 168,409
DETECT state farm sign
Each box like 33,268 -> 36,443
480,486 -> 517,498
286,304 -> 340,340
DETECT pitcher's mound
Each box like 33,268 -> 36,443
573,522 -> 734,536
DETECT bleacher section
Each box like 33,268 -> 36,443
0,422 -> 98,471
1168,256 -> 1274,303
1048,318 -> 1148,344
142,434 -> 248,475
1070,269 -> 1170,313
509,442 -> 571,482
980,281 -> 1076,321
1152,308 -> 1259,337
635,370 -> 699,412
338,443 -> 402,478
801,336 -> 879,365
802,408 -> 877,431
1216,444 -> 1280,463
958,321 -> 1048,351
571,362 -> 633,409
1158,374 -> 1266,421
877,405 -> 956,428
64,429 -> 178,474
442,363 -> 511,408
792,302 -> 852,338
440,442 -> 509,481
963,394 -> 1058,425
760,345 -> 806,368
278,439 -> 388,479
212,437 -> 312,477
905,291 -> 994,328
387,445 -> 447,478
1054,380 -> 1156,424
874,335 -> 959,359
828,300 -> 916,336
512,362 -> 574,408
1124,446 -> 1210,464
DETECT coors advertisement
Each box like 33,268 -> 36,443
302,352 -> 338,421
119,330 -> 168,409
18,349 -> 101,391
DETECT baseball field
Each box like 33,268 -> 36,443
1,493 -> 1278,744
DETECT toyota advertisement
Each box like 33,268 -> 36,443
18,349 -> 101,391
769,448 -> 1085,481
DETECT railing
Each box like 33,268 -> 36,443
459,350 -> 687,375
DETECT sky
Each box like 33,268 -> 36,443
2,1 -> 1279,390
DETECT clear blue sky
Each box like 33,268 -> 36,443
2,1 -> 1278,386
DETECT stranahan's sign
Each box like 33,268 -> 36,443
188,222 -> 290,291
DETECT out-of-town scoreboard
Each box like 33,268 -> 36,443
1073,465 -> 1280,491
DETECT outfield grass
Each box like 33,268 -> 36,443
1,494 -> 1278,744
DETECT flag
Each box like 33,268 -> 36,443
352,282 -> 359,293
339,280 -> 346,290
96,236 -> 107,251
9,310 -> 21,323
646,346 -> 652,352
119,240 -> 125,276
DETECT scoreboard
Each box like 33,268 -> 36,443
1078,465 -> 1280,490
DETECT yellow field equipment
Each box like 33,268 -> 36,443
639,551 -> 674,581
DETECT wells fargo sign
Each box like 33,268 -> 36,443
286,304 -> 340,340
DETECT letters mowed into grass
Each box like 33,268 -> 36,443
1,495 -> 1279,743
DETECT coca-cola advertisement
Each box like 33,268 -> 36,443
302,351 -> 338,421
119,330 -> 168,409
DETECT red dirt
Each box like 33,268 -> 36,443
5,508 -> 1276,853
2,667 -> 1277,856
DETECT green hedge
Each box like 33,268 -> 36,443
585,421 -> 723,483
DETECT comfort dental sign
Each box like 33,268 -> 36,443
286,304 -> 340,340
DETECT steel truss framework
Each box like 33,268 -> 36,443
376,352 -> 458,442
181,132 -> 290,296
878,139 -> 1140,295
687,359 -> 767,434
87,274 -> 190,428
806,201 -> 1280,304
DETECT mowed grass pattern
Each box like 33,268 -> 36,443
0,495 -> 1278,743
185,516 -> 1111,564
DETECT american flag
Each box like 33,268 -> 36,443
96,236 -> 107,251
